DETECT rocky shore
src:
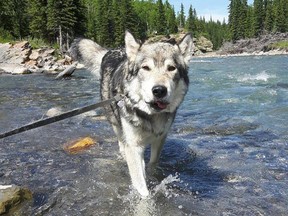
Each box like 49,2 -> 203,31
0,41 -> 72,75
196,32 -> 288,58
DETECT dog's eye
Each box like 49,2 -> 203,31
141,65 -> 151,71
167,65 -> 176,71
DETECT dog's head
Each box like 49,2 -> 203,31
124,31 -> 193,115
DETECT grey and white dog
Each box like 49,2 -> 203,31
70,31 -> 192,197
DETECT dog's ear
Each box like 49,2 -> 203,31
177,33 -> 193,62
125,30 -> 140,62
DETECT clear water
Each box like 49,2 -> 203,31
0,55 -> 287,215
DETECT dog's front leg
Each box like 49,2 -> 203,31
125,144 -> 149,197
149,135 -> 166,166
121,119 -> 149,197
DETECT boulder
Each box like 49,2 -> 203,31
195,36 -> 213,53
0,185 -> 32,215
0,63 -> 30,74
12,41 -> 30,50
29,49 -> 41,60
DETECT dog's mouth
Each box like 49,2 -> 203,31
149,100 -> 169,111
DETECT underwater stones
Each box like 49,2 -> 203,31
0,185 -> 32,215
46,107 -> 63,117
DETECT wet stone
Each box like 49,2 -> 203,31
0,185 -> 32,215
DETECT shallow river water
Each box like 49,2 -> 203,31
0,55 -> 287,215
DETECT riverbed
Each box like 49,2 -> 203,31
0,55 -> 287,215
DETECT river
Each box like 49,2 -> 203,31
0,55 -> 287,215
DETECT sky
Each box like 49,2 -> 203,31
170,0 -> 254,22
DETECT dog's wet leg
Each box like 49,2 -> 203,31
125,145 -> 149,197
149,136 -> 166,166
112,124 -> 126,159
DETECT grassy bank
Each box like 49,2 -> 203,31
269,41 -> 288,50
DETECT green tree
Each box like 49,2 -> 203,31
28,0 -> 47,39
95,0 -> 113,46
3,0 -> 30,39
178,3 -> 185,28
264,0 -> 274,32
85,0 -> 98,40
155,0 -> 166,34
73,0 -> 87,37
47,0 -> 82,51
228,0 -> 249,41
253,0 -> 264,36
185,4 -> 198,34
164,0 -> 178,34
0,1 -> 14,40
274,0 -> 287,32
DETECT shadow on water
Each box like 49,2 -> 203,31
145,139 -> 228,199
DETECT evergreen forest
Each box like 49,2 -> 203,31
0,0 -> 287,51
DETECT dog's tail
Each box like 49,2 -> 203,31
69,39 -> 108,79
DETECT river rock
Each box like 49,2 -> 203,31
195,36 -> 214,53
29,49 -> 41,60
0,185 -> 32,214
12,41 -> 30,49
0,63 -> 30,74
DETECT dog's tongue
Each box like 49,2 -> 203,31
155,101 -> 167,109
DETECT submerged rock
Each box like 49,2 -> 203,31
0,185 -> 32,215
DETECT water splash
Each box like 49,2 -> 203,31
151,173 -> 180,198
237,71 -> 276,82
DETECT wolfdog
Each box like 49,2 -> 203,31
70,31 -> 192,197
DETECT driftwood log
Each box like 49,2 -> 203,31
55,61 -> 78,79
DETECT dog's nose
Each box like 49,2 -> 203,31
152,85 -> 167,98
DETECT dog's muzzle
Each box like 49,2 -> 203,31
150,85 -> 169,111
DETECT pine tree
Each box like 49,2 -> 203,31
164,0 -> 178,34
228,0 -> 240,41
28,0 -> 47,39
0,1 -> 14,38
4,0 -> 30,39
185,5 -> 194,32
85,0 -> 98,40
73,0 -> 87,37
274,0 -> 287,32
246,5 -> 255,38
47,0 -> 79,51
178,3 -> 185,29
95,0 -> 112,46
155,0 -> 166,34
264,0 -> 274,32
253,0 -> 264,36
